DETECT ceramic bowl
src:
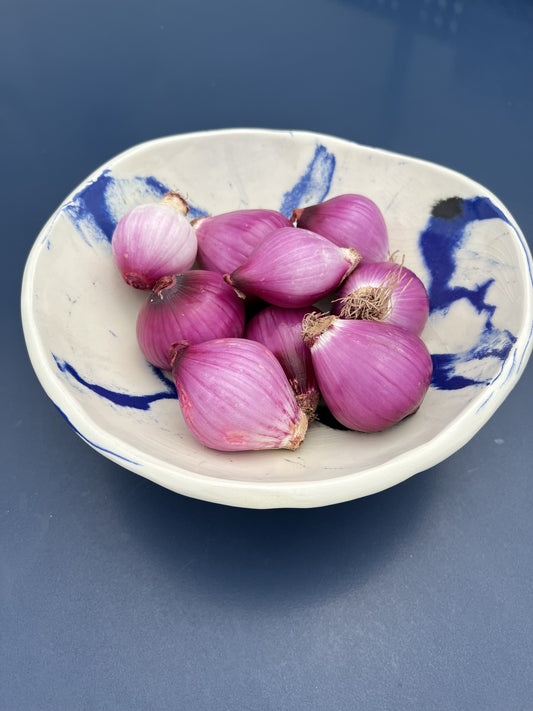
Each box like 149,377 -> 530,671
21,129 -> 533,508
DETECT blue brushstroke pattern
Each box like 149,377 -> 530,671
279,144 -> 336,217
186,201 -> 209,220
64,146 -> 336,244
53,355 -> 177,410
64,170 -> 208,245
420,196 -> 517,390
54,404 -> 140,465
64,170 -> 122,242
431,322 -> 515,390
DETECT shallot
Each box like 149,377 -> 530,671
245,305 -> 321,417
112,192 -> 197,290
170,338 -> 308,451
292,194 -> 389,263
224,226 -> 360,308
193,208 -> 292,274
136,270 -> 245,371
332,260 -> 429,335
302,314 -> 432,432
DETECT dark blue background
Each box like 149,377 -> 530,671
2,1 -> 532,708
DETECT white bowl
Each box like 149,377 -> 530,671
21,129 -> 533,508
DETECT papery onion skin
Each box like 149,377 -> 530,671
136,270 -> 245,371
303,315 -> 432,433
332,261 -> 430,335
112,197 -> 197,290
224,226 -> 360,308
170,338 -> 308,452
292,194 -> 389,263
193,209 -> 292,275
245,305 -> 321,417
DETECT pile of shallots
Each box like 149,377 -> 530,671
111,191 -> 433,452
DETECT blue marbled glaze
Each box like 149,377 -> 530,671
420,196 -> 517,390
53,355 -> 177,410
64,170 -> 117,242
64,171 -> 208,244
65,143 -> 335,243
279,144 -> 336,217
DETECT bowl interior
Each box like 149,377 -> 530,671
21,129 -> 533,507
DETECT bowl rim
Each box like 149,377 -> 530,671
20,127 -> 533,508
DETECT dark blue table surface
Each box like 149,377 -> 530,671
2,1 -> 532,709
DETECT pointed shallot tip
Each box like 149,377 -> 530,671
222,273 -> 246,300
301,312 -> 337,348
153,274 -> 177,295
168,340 -> 190,371
290,207 -> 304,225
338,248 -> 362,284
161,190 -> 190,216
283,409 -> 309,451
